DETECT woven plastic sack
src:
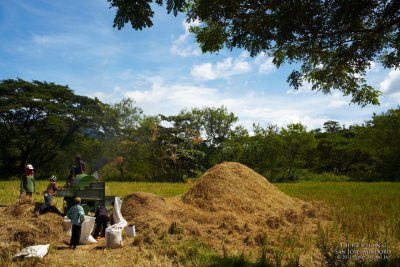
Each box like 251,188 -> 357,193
80,215 -> 97,244
105,226 -> 123,248
14,244 -> 50,259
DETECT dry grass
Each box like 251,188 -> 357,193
0,198 -> 64,263
1,163 -> 399,266
120,162 -> 329,265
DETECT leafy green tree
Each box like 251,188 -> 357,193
0,79 -> 110,178
323,120 -> 342,134
314,121 -> 366,179
220,125 -> 250,164
109,98 -> 144,180
156,122 -> 205,182
192,106 -> 238,167
198,107 -> 237,144
354,108 -> 400,181
280,123 -> 316,181
250,124 -> 285,181
113,98 -> 143,136
106,0 -> 400,105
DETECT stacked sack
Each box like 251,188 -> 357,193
105,197 -> 127,248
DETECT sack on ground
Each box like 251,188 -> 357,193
126,225 -> 136,237
14,244 -> 50,259
80,215 -> 97,244
105,226 -> 123,248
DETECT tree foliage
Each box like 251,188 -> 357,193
108,0 -> 400,106
1,79 -> 399,182
0,79 -> 112,177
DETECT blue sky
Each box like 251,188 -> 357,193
1,0 -> 399,131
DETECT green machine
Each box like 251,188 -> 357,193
56,173 -> 106,215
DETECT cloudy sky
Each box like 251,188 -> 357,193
1,0 -> 399,131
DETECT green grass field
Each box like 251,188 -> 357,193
276,182 -> 400,243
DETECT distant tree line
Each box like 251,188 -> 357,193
1,79 -> 399,182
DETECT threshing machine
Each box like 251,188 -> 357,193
56,173 -> 113,215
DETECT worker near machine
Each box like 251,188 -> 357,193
92,205 -> 109,239
74,155 -> 86,174
67,197 -> 85,249
109,200 -> 115,225
68,155 -> 86,186
37,175 -> 58,215
20,164 -> 35,198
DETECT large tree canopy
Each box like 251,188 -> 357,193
108,0 -> 400,106
0,79 -> 112,176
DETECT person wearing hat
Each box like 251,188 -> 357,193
66,197 -> 85,249
20,164 -> 35,198
37,175 -> 59,215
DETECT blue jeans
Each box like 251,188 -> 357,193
40,193 -> 53,213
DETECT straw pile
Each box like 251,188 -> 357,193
0,198 -> 64,258
121,162 -> 325,255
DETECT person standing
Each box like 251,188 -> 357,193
38,175 -> 58,214
20,164 -> 35,198
92,205 -> 109,239
68,155 -> 86,186
74,155 -> 86,175
67,197 -> 85,249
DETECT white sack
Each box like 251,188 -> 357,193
104,197 -> 127,248
105,227 -> 123,248
14,244 -> 50,259
112,197 -> 127,228
62,216 -> 72,236
80,215 -> 97,244
126,225 -> 136,237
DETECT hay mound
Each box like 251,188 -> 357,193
4,198 -> 35,218
121,192 -> 171,230
0,200 -> 64,258
182,162 -> 300,217
121,162 -> 326,257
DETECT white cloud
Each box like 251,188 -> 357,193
328,99 -> 349,108
190,63 -> 216,80
170,20 -> 201,57
254,53 -> 276,74
380,69 -> 400,94
367,61 -> 379,72
122,76 -> 219,114
111,76 -> 385,131
191,52 -> 252,81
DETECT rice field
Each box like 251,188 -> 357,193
2,181 -> 399,239
276,182 -> 400,243
1,180 -> 399,266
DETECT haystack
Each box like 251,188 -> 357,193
182,162 -> 304,219
0,199 -> 64,258
121,162 -> 325,256
121,192 -> 171,231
